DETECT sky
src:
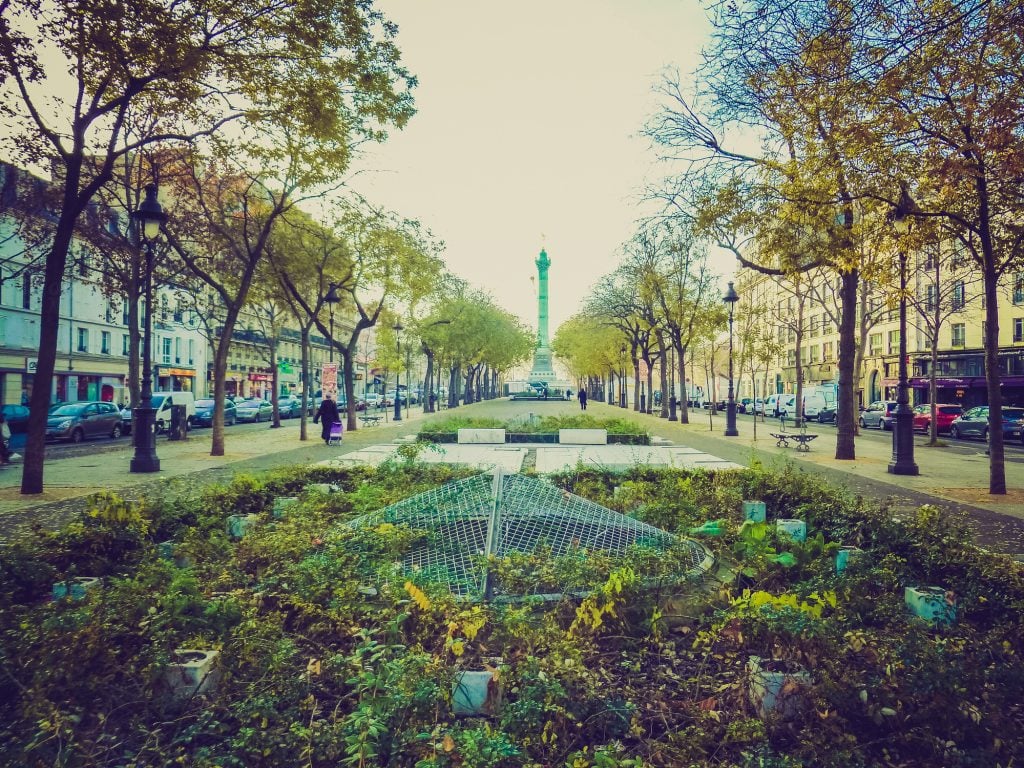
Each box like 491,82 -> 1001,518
349,0 -> 720,335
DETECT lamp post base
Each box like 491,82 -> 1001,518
887,408 -> 918,476
725,402 -> 739,436
129,407 -> 160,473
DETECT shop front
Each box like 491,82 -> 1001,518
248,372 -> 274,400
157,367 -> 196,393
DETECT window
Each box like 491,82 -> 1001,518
160,295 -> 169,322
123,302 -> 130,325
100,331 -> 111,355
823,341 -> 834,361
922,250 -> 936,271
1014,318 -> 1023,343
122,334 -> 130,356
924,284 -> 936,312
173,300 -> 183,323
188,339 -> 194,365
869,333 -> 882,356
808,316 -> 818,337
951,323 -> 966,348
175,337 -> 182,364
1015,274 -> 1024,305
22,273 -> 32,309
787,327 -> 795,343
161,337 -> 172,364
809,345 -> 820,364
952,281 -> 965,310
778,326 -> 785,344
888,329 -> 900,355
787,349 -> 796,367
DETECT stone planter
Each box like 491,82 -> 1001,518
226,514 -> 259,539
304,483 -> 338,495
835,546 -> 864,574
272,497 -> 299,518
52,576 -> 101,600
747,656 -> 811,719
905,586 -> 957,625
417,432 -> 458,443
164,649 -> 220,700
607,434 -> 651,445
157,541 -> 193,568
452,659 -> 503,716
775,519 -> 807,542
741,500 -> 766,523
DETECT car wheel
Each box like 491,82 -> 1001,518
883,419 -> 892,431
255,413 -> 262,423
186,416 -> 194,431
155,420 -> 165,435
70,428 -> 84,444
950,425 -> 960,439
858,418 -> 866,428
980,428 -> 988,442
111,424 -> 122,439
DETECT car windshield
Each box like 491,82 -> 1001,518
150,395 -> 167,410
51,403 -> 87,416
939,406 -> 962,414
196,399 -> 215,408
1003,408 -> 1024,419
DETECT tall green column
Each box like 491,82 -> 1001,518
529,248 -> 555,380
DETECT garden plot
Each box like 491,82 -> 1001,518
535,444 -> 740,473
319,443 -> 527,472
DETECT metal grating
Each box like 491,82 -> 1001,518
350,470 -> 712,600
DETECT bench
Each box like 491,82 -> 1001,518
769,432 -> 818,451
359,415 -> 383,427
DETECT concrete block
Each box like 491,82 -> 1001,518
905,586 -> 956,625
226,514 -> 259,539
304,484 -> 338,495
452,659 -> 503,716
741,500 -> 766,522
52,576 -> 101,600
747,656 -> 811,719
558,428 -> 608,445
835,546 -> 864,574
272,496 -> 299,518
164,649 -> 220,700
775,519 -> 807,542
456,428 -> 506,444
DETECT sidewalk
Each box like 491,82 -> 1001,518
0,406 -> 431,539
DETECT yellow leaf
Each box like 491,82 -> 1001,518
404,582 -> 431,611
442,734 -> 455,752
450,640 -> 465,657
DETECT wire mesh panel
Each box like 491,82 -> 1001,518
350,471 -> 712,600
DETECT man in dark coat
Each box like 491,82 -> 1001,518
577,388 -> 588,411
313,396 -> 341,444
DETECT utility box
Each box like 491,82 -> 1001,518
168,404 -> 188,441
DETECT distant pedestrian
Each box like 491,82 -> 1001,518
313,396 -> 340,445
578,388 -> 588,411
0,412 -> 11,464
566,388 -> 572,401
541,386 -> 548,400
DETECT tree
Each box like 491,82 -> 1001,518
0,0 -> 415,492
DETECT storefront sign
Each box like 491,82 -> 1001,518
166,368 -> 194,377
25,357 -> 36,373
248,373 -> 273,382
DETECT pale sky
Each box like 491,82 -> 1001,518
349,0 -> 720,335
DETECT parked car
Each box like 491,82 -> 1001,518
363,393 -> 383,408
949,406 -> 1024,441
46,401 -> 123,442
859,400 -> 899,430
777,394 -> 798,419
1,404 -> 30,435
120,392 -> 196,435
912,403 -> 963,434
738,398 -> 754,413
752,398 -> 766,416
235,398 -> 273,423
276,395 -> 303,419
193,398 -> 237,427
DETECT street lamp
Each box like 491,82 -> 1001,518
393,322 -> 404,422
619,344 -> 627,408
887,186 -> 919,476
129,183 -> 166,473
325,282 -> 341,362
723,281 -> 739,437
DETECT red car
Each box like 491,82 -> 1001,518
912,403 -> 963,434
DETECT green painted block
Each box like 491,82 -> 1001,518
835,546 -> 864,574
52,577 -> 101,600
272,497 -> 299,518
689,520 -> 724,537
741,500 -> 766,522
775,519 -> 806,542
905,586 -> 956,625
226,514 -> 258,539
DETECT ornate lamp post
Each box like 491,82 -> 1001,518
619,344 -> 627,408
325,282 -> 341,362
888,187 -> 919,475
129,183 -> 166,473
723,281 -> 740,437
393,322 -> 403,422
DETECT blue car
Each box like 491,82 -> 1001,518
948,406 -> 1024,442
193,398 -> 237,427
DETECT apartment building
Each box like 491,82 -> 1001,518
736,255 -> 1024,410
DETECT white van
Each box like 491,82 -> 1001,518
765,393 -> 784,417
155,392 -> 196,432
802,385 -> 838,423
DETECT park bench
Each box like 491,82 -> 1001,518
359,414 -> 383,427
769,416 -> 818,452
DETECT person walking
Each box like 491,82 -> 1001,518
577,388 -> 588,411
313,395 -> 340,445
0,412 -> 12,464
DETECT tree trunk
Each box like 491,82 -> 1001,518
422,346 -> 435,413
342,349 -> 357,432
126,283 -> 140,410
211,337 -> 232,456
677,344 -> 689,424
448,365 -> 460,409
658,338 -> 669,418
463,365 -> 476,404
607,371 -> 614,404
835,269 -> 858,460
981,252 -> 1005,493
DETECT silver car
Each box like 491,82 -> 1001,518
46,401 -> 123,443
859,400 -> 898,430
